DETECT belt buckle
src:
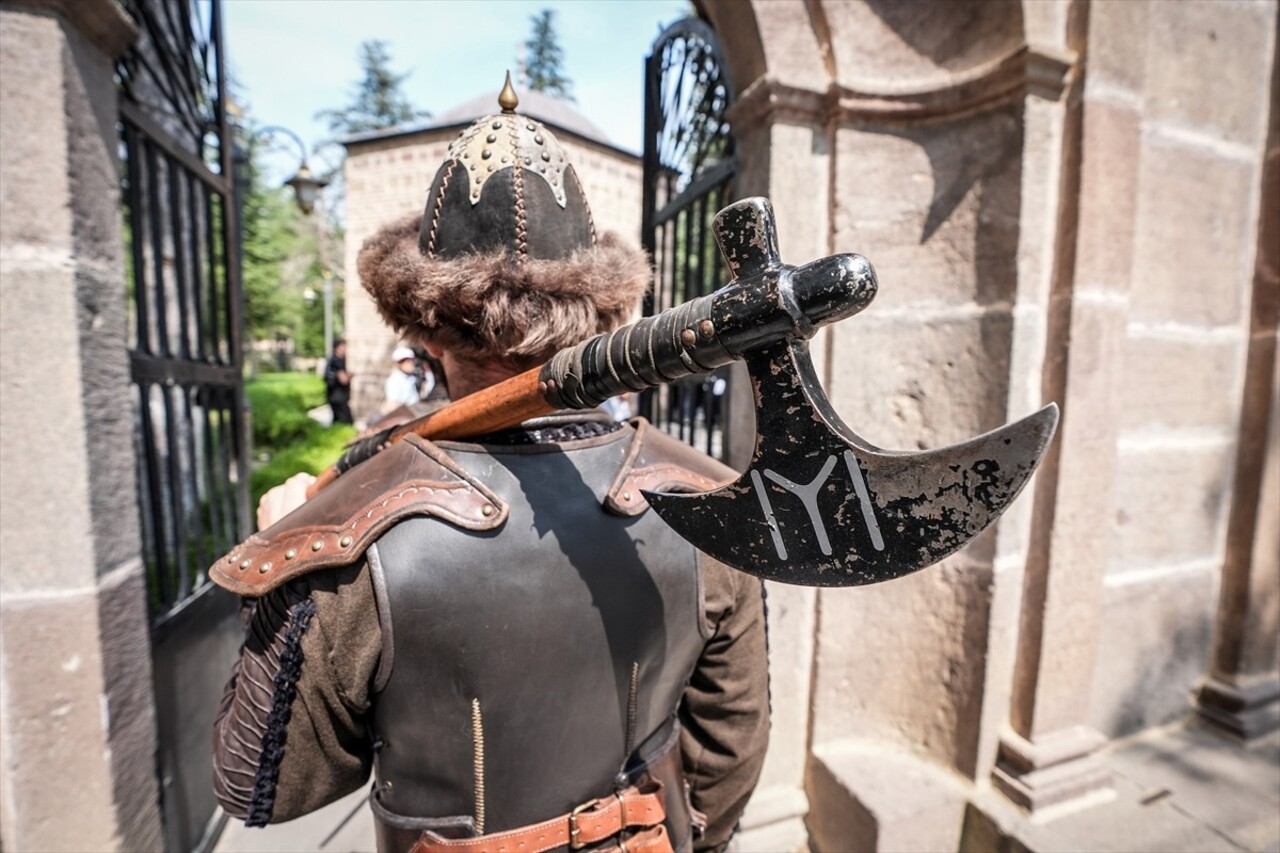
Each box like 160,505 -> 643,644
569,799 -> 595,850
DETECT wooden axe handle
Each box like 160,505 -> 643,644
306,368 -> 548,498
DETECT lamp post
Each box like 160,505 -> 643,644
255,125 -> 338,356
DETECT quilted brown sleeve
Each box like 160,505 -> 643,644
679,556 -> 771,852
212,561 -> 381,825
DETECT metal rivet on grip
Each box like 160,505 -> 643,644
538,380 -> 548,394
699,319 -> 715,338
238,559 -> 250,571
491,121 -> 502,130
285,549 -> 297,560
258,562 -> 272,574
623,492 -> 633,502
481,505 -> 494,518
311,540 -> 323,551
486,133 -> 497,143
339,535 -> 353,548
546,379 -> 557,393
681,329 -> 696,346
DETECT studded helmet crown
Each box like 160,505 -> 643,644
419,75 -> 594,260
359,74 -> 650,369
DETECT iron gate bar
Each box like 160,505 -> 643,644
641,16 -> 736,460
121,101 -> 230,194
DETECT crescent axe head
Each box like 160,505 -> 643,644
643,200 -> 1060,587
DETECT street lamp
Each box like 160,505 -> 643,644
284,163 -> 328,215
254,125 -> 330,216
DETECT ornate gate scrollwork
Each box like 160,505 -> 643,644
641,17 -> 736,460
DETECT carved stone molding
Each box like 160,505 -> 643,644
726,44 -> 1077,133
991,726 -> 1115,813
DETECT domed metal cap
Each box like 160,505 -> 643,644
418,79 -> 595,262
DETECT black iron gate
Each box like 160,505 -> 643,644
641,17 -> 736,460
117,1 -> 248,849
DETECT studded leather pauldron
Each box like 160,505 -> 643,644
208,435 -> 508,597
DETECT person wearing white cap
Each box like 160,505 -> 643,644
383,346 -> 426,410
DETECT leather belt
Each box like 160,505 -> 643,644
409,781 -> 671,853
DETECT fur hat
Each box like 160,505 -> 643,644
359,83 -> 650,369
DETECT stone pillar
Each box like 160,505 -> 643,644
0,2 -> 163,851
991,0 -> 1127,815
1198,36 -> 1280,741
708,4 -> 832,847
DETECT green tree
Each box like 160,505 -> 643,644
523,10 -> 574,101
316,40 -> 430,135
240,134 -> 299,348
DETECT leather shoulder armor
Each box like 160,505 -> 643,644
208,435 -> 507,597
605,418 -> 736,516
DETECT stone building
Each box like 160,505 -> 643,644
0,1 -> 1276,852
340,89 -> 643,418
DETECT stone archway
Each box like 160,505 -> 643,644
687,3 -> 1088,849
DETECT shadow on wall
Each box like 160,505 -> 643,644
865,0 -> 1026,73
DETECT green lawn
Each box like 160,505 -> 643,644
246,372 -> 357,509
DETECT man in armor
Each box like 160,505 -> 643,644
210,83 -> 770,853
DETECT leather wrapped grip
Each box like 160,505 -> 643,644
539,251 -> 877,411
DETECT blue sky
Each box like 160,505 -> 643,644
224,0 -> 691,182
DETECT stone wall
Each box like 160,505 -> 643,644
341,127 -> 642,419
700,0 -> 1280,849
0,2 -> 163,850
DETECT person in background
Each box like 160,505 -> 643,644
323,338 -> 354,425
383,346 -> 420,410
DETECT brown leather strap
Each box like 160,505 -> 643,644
600,824 -> 672,853
410,782 -> 668,853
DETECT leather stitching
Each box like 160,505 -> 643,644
509,115 -> 528,262
424,157 -> 455,253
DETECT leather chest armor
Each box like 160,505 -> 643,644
208,416 -> 734,851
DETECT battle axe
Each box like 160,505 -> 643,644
310,197 -> 1058,587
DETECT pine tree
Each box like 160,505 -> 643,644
317,40 -> 430,135
523,10 -> 574,101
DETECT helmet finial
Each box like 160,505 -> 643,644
498,71 -> 519,113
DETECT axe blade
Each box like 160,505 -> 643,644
644,338 -> 1059,587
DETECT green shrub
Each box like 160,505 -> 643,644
246,372 -> 327,450
250,423 -> 357,509
246,372 -> 356,508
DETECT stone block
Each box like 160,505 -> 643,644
1089,566 -> 1216,738
0,9 -> 71,249
756,582 -> 815,789
810,556 -> 995,776
826,309 -> 1014,450
0,263 -> 96,593
1117,333 -> 1245,432
1075,99 -> 1142,292
96,562 -> 163,852
0,591 -> 119,852
807,739 -> 969,853
1086,0 -> 1148,94
833,104 -> 1023,309
1108,444 -> 1233,573
1129,141 -> 1255,327
1144,0 -> 1276,146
